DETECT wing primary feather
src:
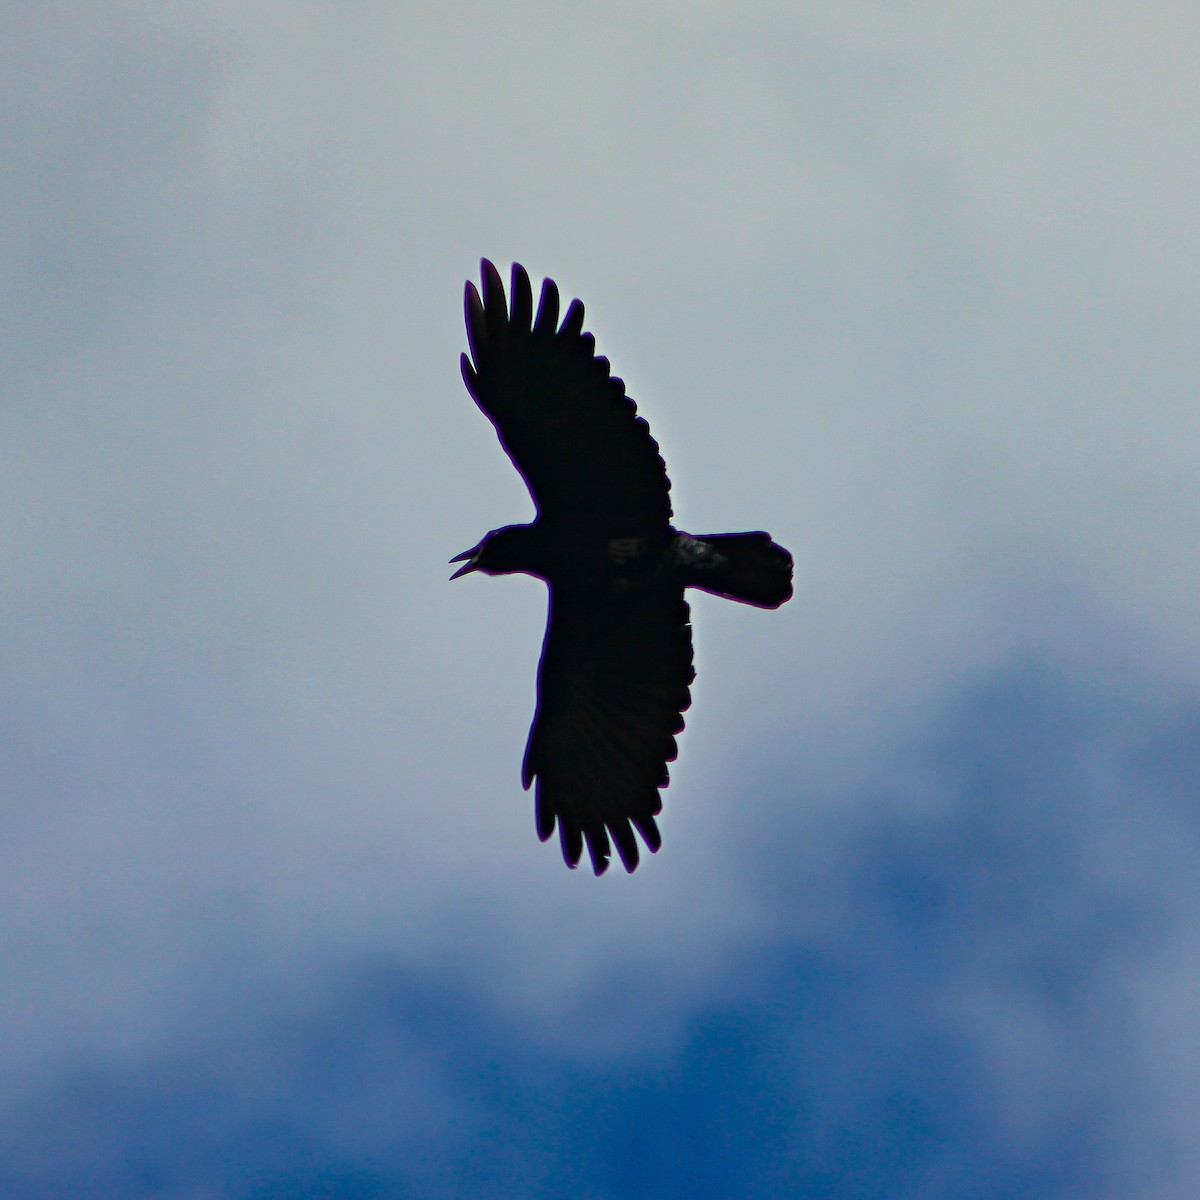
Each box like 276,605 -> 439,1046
584,821 -> 612,876
510,263 -> 533,331
464,282 -> 486,368
534,277 -> 560,336
535,787 -> 556,841
521,727 -> 536,789
630,811 -> 662,852
480,258 -> 506,318
560,817 -> 583,870
561,298 -> 585,339
460,352 -> 478,392
610,817 -> 640,872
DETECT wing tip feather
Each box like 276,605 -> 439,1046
534,276 -> 560,335
561,298 -> 585,339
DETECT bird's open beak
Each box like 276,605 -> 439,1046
449,546 -> 480,580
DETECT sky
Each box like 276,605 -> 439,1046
3,3 -> 1199,1196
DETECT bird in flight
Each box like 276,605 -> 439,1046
452,260 -> 793,875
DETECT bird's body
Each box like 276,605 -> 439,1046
453,260 -> 792,875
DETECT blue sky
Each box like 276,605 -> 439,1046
3,4 -> 1199,1197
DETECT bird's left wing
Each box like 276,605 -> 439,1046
522,578 -> 695,875
461,260 -> 673,537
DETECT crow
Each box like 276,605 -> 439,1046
452,260 -> 792,875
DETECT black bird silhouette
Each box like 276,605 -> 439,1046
452,260 -> 793,875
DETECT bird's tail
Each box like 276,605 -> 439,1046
684,532 -> 794,609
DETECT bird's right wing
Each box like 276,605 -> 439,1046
461,260 -> 673,537
523,579 -> 695,875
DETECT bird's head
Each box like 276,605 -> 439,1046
449,523 -> 543,580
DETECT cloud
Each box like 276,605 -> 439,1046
2,3 -> 1199,1197
5,660 -> 1200,1198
